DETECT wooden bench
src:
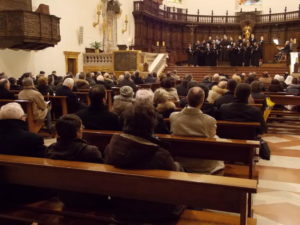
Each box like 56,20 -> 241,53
73,91 -> 90,105
0,99 -> 43,133
0,154 -> 257,225
82,130 -> 259,179
269,95 -> 300,106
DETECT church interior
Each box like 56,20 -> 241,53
0,0 -> 300,224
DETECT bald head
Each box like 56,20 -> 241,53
187,87 -> 205,108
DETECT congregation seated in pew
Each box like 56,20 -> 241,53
0,78 -> 16,100
0,102 -> 45,157
112,85 -> 135,117
218,83 -> 266,135
76,85 -> 120,131
170,87 -> 225,174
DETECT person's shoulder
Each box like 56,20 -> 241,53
169,111 -> 181,120
202,113 -> 217,124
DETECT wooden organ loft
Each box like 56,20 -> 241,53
133,0 -> 300,64
0,0 -> 61,50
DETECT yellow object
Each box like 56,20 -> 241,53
263,97 -> 275,121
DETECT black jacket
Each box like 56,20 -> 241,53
37,85 -> 54,96
56,86 -> 82,113
76,104 -> 121,131
46,138 -> 102,163
215,91 -> 235,109
218,100 -> 266,134
118,79 -> 137,92
0,119 -> 45,157
0,88 -> 16,100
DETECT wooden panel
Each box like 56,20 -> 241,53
0,0 -> 32,11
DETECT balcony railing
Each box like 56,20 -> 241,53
133,0 -> 300,25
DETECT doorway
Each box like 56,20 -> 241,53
64,51 -> 80,75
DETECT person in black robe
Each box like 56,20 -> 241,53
251,43 -> 261,67
186,43 -> 194,66
244,43 -> 252,67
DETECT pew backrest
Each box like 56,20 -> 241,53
0,154 -> 257,225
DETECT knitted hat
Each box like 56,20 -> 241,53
120,86 -> 133,98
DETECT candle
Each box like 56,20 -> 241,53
162,41 -> 165,47
156,41 -> 159,47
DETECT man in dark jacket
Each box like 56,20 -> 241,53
218,83 -> 266,135
0,102 -> 45,157
215,79 -> 237,109
0,79 -> 16,100
46,114 -> 102,163
56,78 -> 85,113
118,72 -> 137,92
76,85 -> 120,131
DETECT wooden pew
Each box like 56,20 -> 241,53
269,95 -> 300,105
0,99 -> 43,133
0,154 -> 257,225
82,130 -> 259,179
73,91 -> 90,105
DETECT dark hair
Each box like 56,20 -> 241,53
161,77 -> 175,89
251,81 -> 263,93
89,85 -> 106,106
122,102 -> 156,138
198,84 -> 209,100
271,79 -> 280,85
187,87 -> 205,107
8,77 -> 17,85
235,83 -> 251,102
291,78 -> 298,85
79,73 -> 86,80
55,114 -> 82,139
227,79 -> 237,93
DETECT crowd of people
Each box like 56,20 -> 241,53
0,69 -> 299,221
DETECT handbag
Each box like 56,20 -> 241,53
259,139 -> 271,160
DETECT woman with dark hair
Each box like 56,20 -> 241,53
104,102 -> 183,223
155,77 -> 179,102
268,79 -> 284,92
251,81 -> 266,100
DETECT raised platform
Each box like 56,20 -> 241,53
165,64 -> 289,81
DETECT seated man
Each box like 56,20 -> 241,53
170,87 -> 224,174
0,102 -> 45,157
76,85 -> 120,130
46,114 -> 102,163
18,77 -> 50,124
56,78 -> 84,113
218,83 -> 266,135
105,101 -> 183,222
0,78 -> 16,100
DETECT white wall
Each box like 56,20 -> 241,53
0,0 -> 135,77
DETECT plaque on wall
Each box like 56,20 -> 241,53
114,51 -> 139,71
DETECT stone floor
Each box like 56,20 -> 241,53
254,134 -> 300,225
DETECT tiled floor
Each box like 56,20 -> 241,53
254,134 -> 300,225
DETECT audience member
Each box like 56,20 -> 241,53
46,114 -> 102,163
112,86 -> 135,117
153,88 -> 176,118
75,73 -> 90,90
176,74 -> 192,96
132,71 -> 144,85
8,77 -> 21,90
250,81 -> 266,100
136,89 -> 169,134
18,78 -> 49,121
0,103 -> 45,157
56,78 -> 85,113
104,101 -> 183,222
144,73 -> 157,83
37,76 -> 54,96
287,77 -> 300,95
208,73 -> 219,89
218,83 -> 266,134
76,85 -> 120,130
0,79 -> 16,100
170,87 -> 224,174
118,72 -> 137,91
268,79 -> 284,92
259,72 -> 272,87
215,79 -> 237,108
156,77 -> 179,102
207,80 -> 228,104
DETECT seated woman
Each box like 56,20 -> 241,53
104,101 -> 183,223
155,77 -> 179,102
153,88 -> 176,118
287,78 -> 300,96
112,86 -> 135,117
268,79 -> 284,93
